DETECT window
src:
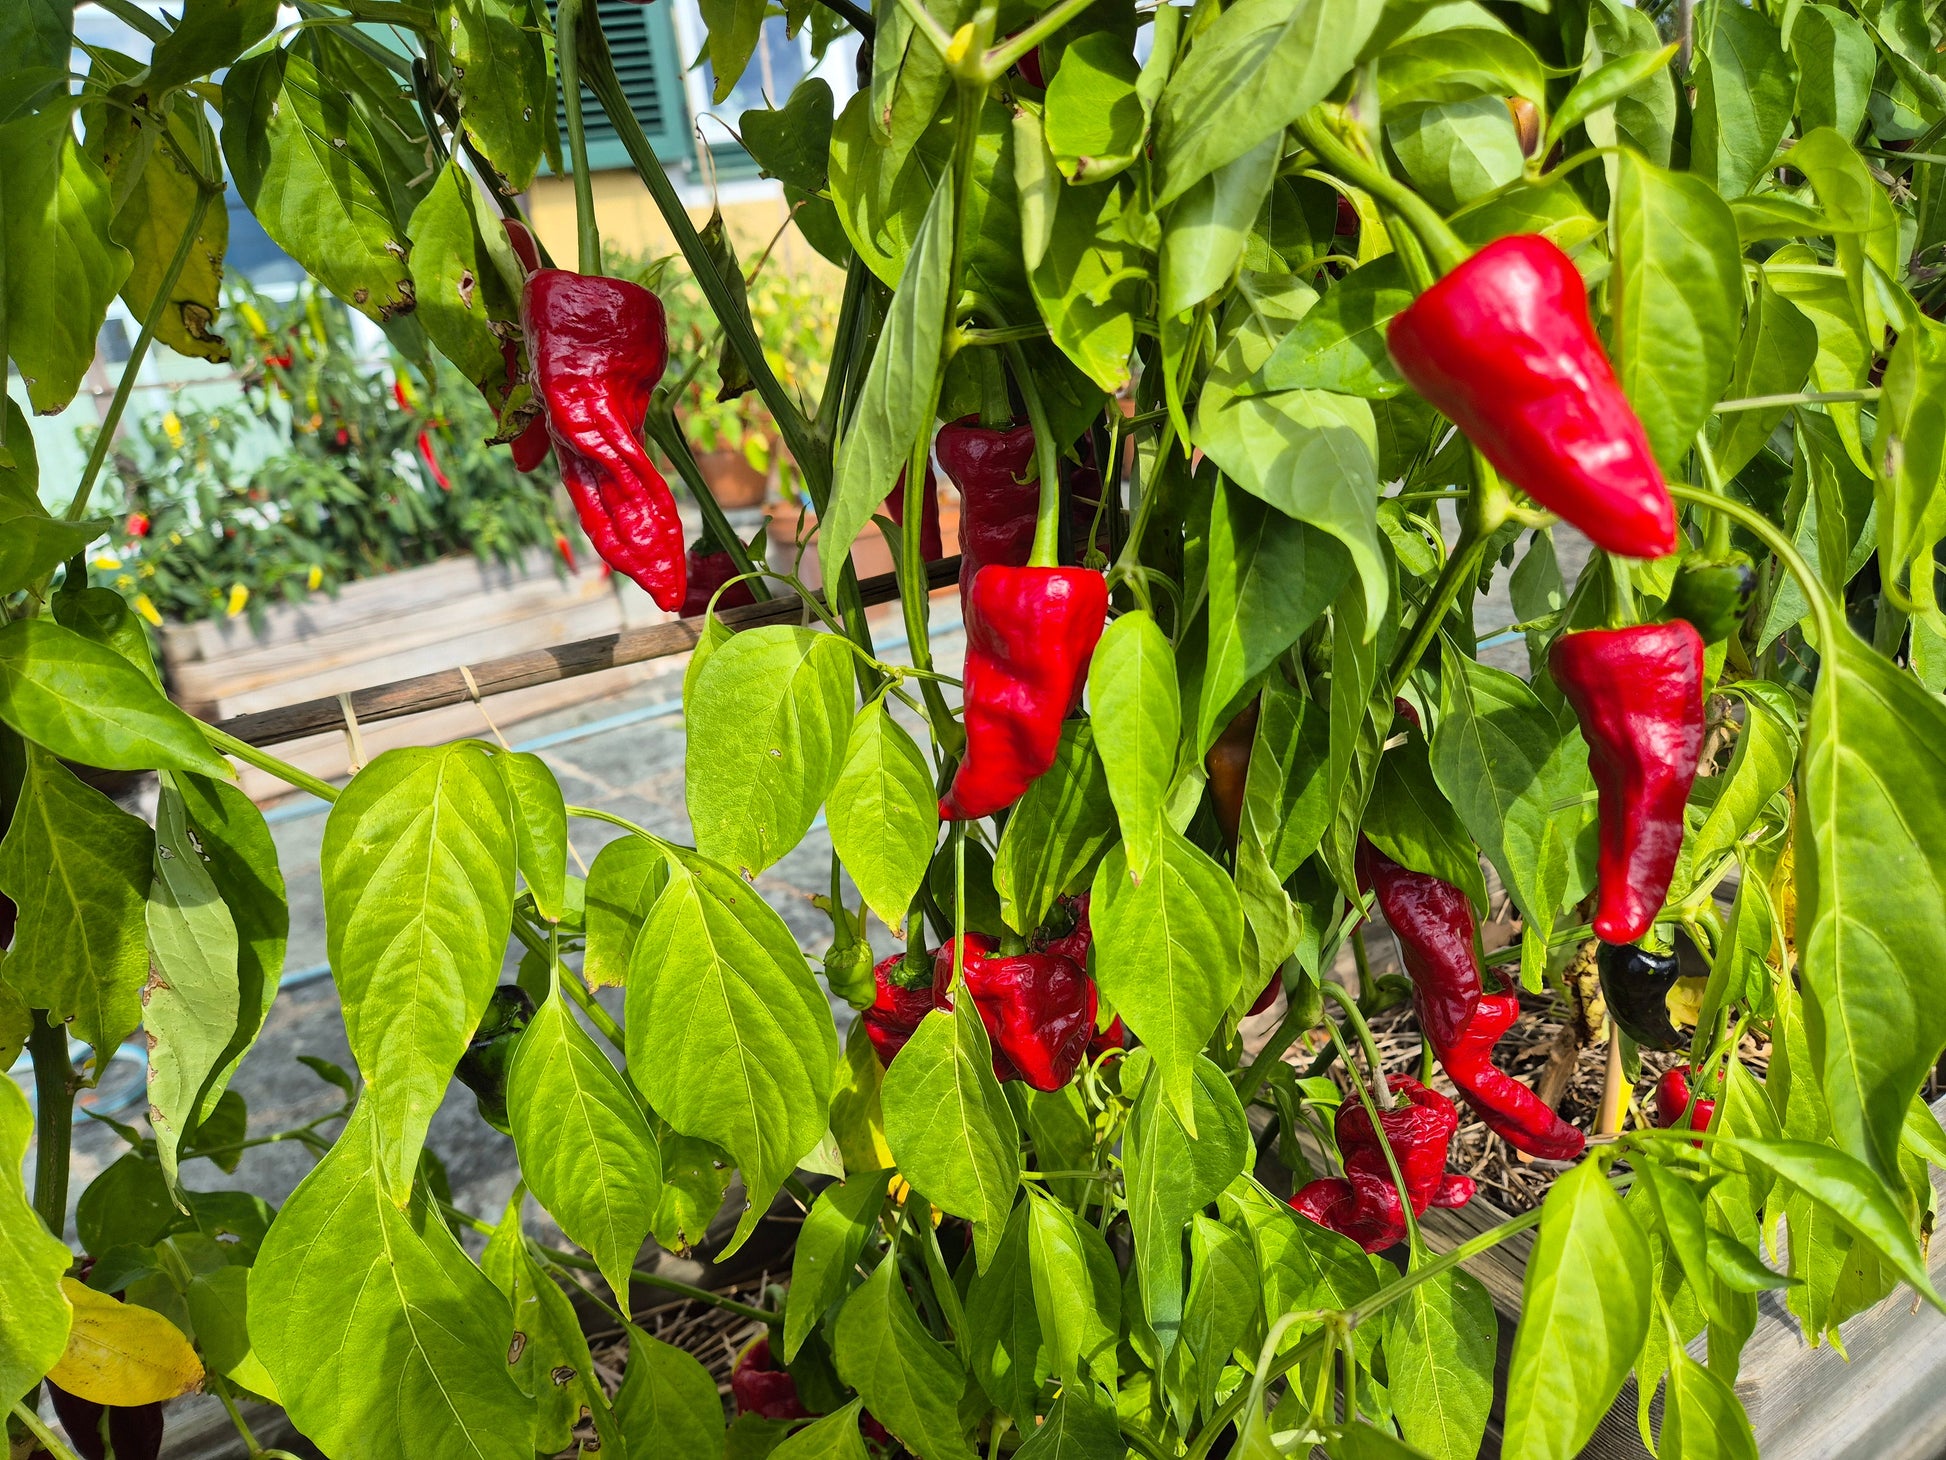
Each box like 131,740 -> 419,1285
548,0 -> 694,173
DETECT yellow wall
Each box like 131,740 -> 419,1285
527,172 -> 841,285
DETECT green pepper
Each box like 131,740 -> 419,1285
455,985 -> 535,1134
1663,554 -> 1758,645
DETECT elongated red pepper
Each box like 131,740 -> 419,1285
884,462 -> 943,562
936,417 -> 1039,603
940,566 -> 1107,820
496,220 -> 552,472
1358,843 -> 1585,1161
1289,1077 -> 1474,1252
934,935 -> 1096,1091
522,270 -> 683,609
1548,621 -> 1705,944
1387,235 -> 1676,559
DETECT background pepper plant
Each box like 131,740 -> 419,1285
4,0 -> 1946,1457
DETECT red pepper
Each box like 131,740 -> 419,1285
1358,843 -> 1586,1162
678,545 -> 758,619
934,935 -> 1097,1092
1654,1064 -> 1717,1134
553,532 -> 577,574
417,431 -> 451,490
883,462 -> 943,561
935,417 -> 1039,606
1289,1076 -> 1475,1252
498,220 -> 553,473
861,950 -> 952,1069
1014,44 -> 1046,87
939,566 -> 1107,820
1040,896 -> 1129,1055
1386,235 -> 1676,559
522,270 -> 684,610
502,217 -> 544,274
731,1335 -> 813,1421
125,512 -> 150,539
1548,621 -> 1706,944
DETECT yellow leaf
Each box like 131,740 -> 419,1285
48,1278 -> 203,1405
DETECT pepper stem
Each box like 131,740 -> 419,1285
1321,982 -> 1394,1111
556,0 -> 601,276
1666,483 -> 1838,647
1294,109 -> 1468,277
1691,430 -> 1733,559
1002,339 -> 1063,569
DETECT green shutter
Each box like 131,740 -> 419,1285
547,0 -> 693,172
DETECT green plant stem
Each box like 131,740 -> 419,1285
1668,483 -> 1836,645
1234,978 -> 1315,1105
1387,448 -> 1511,697
1713,387 -> 1880,412
1295,110 -> 1467,275
811,0 -> 874,37
1321,983 -> 1392,1109
92,0 -> 171,39
980,0 -> 1104,79
566,803 -> 663,840
539,1236 -> 780,1324
27,1013 -> 73,1236
641,413 -> 772,600
1002,339 -> 1064,569
1691,429 -> 1731,559
10,1401 -> 83,1460
557,965 -> 628,1051
199,723 -> 341,803
208,1372 -> 274,1460
815,261 -> 873,445
1324,1008 -> 1422,1252
65,186 -> 218,523
957,322 -> 1048,346
557,0 -> 600,275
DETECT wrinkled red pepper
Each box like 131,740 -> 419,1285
936,417 -> 1039,605
732,1336 -> 891,1443
884,462 -> 943,562
1041,895 -> 1128,1055
1654,1064 -> 1717,1134
935,935 -> 1097,1092
939,566 -> 1107,820
499,220 -> 553,473
522,270 -> 684,610
1358,843 -> 1586,1161
1549,621 -> 1706,944
1289,1076 -> 1475,1252
1387,235 -> 1676,559
861,950 -> 951,1069
679,543 -> 758,619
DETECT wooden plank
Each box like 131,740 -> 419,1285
211,554 -> 961,750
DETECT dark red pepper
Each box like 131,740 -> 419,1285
1386,235 -> 1676,559
730,1335 -> 813,1421
1206,698 -> 1260,852
1654,1064 -> 1717,1134
522,270 -> 684,609
1548,621 -> 1706,944
1358,843 -> 1585,1162
939,566 -> 1107,820
884,462 -> 943,562
935,935 -> 1097,1092
935,417 -> 1040,605
679,545 -> 758,619
1039,896 -> 1129,1055
861,950 -> 951,1069
1289,1076 -> 1475,1252
499,221 -> 553,473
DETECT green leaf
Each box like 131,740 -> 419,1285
76,1154 -> 172,1254
1326,1422 -> 1434,1459
1791,5 -> 1874,141
1690,2 -> 1795,200
698,0 -> 765,102
1611,151 -> 1743,475
964,1202 -> 1046,1425
1362,737 -> 1489,914
1160,133 -> 1280,317
1255,256 -> 1408,399
828,698 -> 939,929
321,743 -> 516,1198
1377,9 -> 1548,111
742,78 -> 835,193
0,619 -> 228,775
0,744 -> 153,1061
833,1257 -> 971,1460
1688,690 -> 1797,873
1012,1384 -> 1125,1459
1711,273 -> 1818,479
482,750 -> 564,923
582,835 -> 668,989
1543,43 -> 1678,154
0,1075 -> 72,1401
773,1400 -> 872,1460
1025,1188 -> 1117,1390
441,0 -> 549,191
0,105 -> 131,413
406,162 -> 521,415
146,0 -> 279,92
993,722 -> 1116,938
221,46 -> 415,322
626,849 -> 838,1255
1153,0 -> 1383,205
1795,629 -> 1946,1185
250,1099 -> 530,1460
1178,1212 -> 1259,1417
821,171 -> 954,590
1871,318 -> 1946,598
615,1323 -> 729,1457
1092,829 -> 1244,1133
144,773 -> 242,1191
1388,98 -> 1525,216
508,976 -> 660,1301
1791,129 -> 1901,349
881,998 -> 1020,1269
1086,610 -> 1180,873
1044,31 -> 1148,184
1199,478 -> 1351,755
1196,286 -> 1386,626
1386,1266 -> 1496,1460
686,626 -> 857,878
784,1169 -> 894,1361
1503,1159 -> 1651,1460
0,412 -> 105,595
1661,1348 -> 1758,1460
1028,177 -> 1144,393
1123,1054 -> 1250,1352
481,1189 -> 600,1454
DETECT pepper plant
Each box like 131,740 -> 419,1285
4,0 -> 1946,1458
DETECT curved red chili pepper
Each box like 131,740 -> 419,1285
1290,1076 -> 1474,1252
1387,235 -> 1676,559
940,565 -> 1107,821
1548,621 -> 1705,944
522,270 -> 684,609
1441,993 -> 1586,1161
